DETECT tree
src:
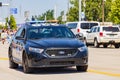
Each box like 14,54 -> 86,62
67,0 -> 112,22
67,0 -> 79,21
37,10 -> 54,20
85,0 -> 102,21
9,15 -> 17,30
0,25 -> 3,29
57,11 -> 65,24
109,0 -> 120,24
104,0 -> 112,22
5,17 -> 9,29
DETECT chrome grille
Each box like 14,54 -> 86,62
45,48 -> 78,57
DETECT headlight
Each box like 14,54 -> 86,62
78,46 -> 87,52
29,47 -> 44,53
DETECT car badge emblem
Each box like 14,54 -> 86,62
58,51 -> 65,55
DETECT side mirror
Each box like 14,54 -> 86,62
86,31 -> 90,33
76,33 -> 83,40
15,36 -> 24,40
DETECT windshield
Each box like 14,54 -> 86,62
28,27 -> 75,39
67,23 -> 77,29
81,23 -> 98,29
103,27 -> 120,32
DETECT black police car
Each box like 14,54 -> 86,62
8,21 -> 88,73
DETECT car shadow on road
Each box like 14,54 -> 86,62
15,66 -> 87,74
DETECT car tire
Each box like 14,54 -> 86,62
103,44 -> 107,48
8,48 -> 18,68
22,53 -> 32,73
115,44 -> 119,48
76,65 -> 88,72
94,39 -> 99,48
83,38 -> 88,47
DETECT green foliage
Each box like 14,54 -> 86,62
67,0 -> 112,22
9,15 -> 17,30
0,25 -> 3,29
85,0 -> 102,21
67,0 -> 79,21
5,17 -> 9,29
32,0 -> 119,24
37,10 -> 54,20
57,11 -> 65,24
104,0 -> 112,22
109,0 -> 120,24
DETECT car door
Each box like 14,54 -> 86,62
15,28 -> 26,63
86,27 -> 94,43
90,27 -> 97,43
13,27 -> 24,62
11,28 -> 23,61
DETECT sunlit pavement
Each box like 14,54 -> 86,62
0,41 -> 120,80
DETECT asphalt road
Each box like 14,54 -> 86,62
0,42 -> 120,80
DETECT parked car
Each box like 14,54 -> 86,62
86,26 -> 120,48
8,21 -> 88,73
66,21 -> 100,42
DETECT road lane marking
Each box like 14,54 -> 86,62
88,69 -> 120,78
0,57 -> 120,78
0,57 -> 9,60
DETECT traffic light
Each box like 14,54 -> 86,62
0,2 -> 2,7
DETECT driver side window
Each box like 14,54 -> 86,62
15,28 -> 25,38
90,27 -> 94,33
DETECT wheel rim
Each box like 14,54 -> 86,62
94,40 -> 97,47
23,55 -> 28,72
9,49 -> 13,62
84,39 -> 87,44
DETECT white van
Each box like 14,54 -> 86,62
66,21 -> 100,40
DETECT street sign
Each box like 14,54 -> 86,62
10,8 -> 17,14
2,3 -> 9,6
81,12 -> 85,19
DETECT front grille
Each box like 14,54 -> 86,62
50,61 -> 74,65
45,48 -> 78,57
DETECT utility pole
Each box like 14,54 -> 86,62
54,4 -> 57,20
79,0 -> 82,21
102,0 -> 104,25
102,0 -> 106,25
0,2 -> 9,20
67,0 -> 70,21
67,0 -> 70,12
0,2 -> 2,21
83,0 -> 86,20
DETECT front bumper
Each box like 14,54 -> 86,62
99,38 -> 120,44
26,47 -> 88,68
28,57 -> 88,68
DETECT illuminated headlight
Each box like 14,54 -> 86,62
29,47 -> 44,53
78,46 -> 87,52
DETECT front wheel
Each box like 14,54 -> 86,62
22,53 -> 32,73
83,38 -> 88,47
8,48 -> 18,68
94,39 -> 99,48
76,65 -> 88,72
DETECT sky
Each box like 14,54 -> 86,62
0,0 -> 69,23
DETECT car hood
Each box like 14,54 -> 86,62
27,38 -> 85,48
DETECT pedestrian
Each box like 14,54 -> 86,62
6,30 -> 11,44
1,30 -> 7,44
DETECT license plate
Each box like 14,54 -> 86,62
109,35 -> 114,37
